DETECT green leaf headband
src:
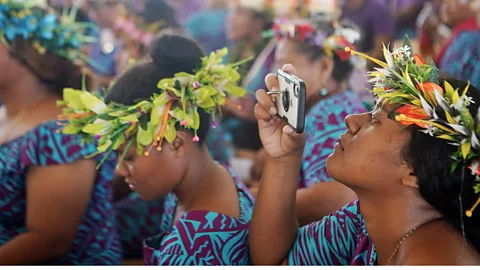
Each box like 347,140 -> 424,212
0,0 -> 98,64
345,36 -> 480,217
57,48 -> 248,167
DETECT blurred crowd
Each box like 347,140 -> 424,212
2,0 -> 480,266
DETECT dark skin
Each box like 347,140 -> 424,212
115,130 -> 242,224
250,40 -> 357,226
0,44 -> 97,264
249,64 -> 480,265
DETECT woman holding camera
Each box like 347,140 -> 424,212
251,18 -> 365,225
249,42 -> 480,265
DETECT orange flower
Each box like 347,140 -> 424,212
413,54 -> 424,66
417,82 -> 444,100
396,105 -> 430,128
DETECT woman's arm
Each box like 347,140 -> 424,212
296,182 -> 357,226
249,65 -> 306,265
0,159 -> 96,265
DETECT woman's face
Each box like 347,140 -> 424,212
275,39 -> 331,102
326,102 -> 414,192
116,140 -> 187,201
228,7 -> 258,41
441,0 -> 476,26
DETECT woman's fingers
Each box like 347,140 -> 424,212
282,64 -> 298,76
265,73 -> 279,93
255,89 -> 277,116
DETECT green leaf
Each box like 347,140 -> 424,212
63,88 -> 86,110
82,123 -> 108,135
462,141 -> 472,159
429,60 -> 440,84
97,140 -> 112,153
193,110 -> 200,130
119,114 -> 139,124
112,134 -> 125,150
80,92 -> 107,114
137,125 -> 154,146
223,84 -> 247,97
198,97 -> 216,109
444,80 -> 455,100
164,122 -> 177,143
139,113 -> 149,130
62,124 -> 83,134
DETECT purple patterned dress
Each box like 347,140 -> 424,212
288,200 -> 377,265
300,91 -> 366,188
143,166 -> 255,265
0,120 -> 122,265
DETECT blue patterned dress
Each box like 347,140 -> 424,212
143,166 -> 255,265
300,91 -> 366,187
0,120 -> 122,265
288,200 -> 377,265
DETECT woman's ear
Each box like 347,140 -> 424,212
402,173 -> 419,189
312,56 -> 334,91
168,130 -> 189,158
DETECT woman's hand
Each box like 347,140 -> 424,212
255,64 -> 306,159
250,148 -> 268,180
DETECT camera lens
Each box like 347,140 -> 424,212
282,90 -> 290,112
294,85 -> 299,97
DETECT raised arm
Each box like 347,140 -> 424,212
249,64 -> 306,265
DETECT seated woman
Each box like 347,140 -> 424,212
59,34 -> 255,265
251,18 -> 365,225
249,39 -> 480,265
0,2 -> 121,265
435,0 -> 480,87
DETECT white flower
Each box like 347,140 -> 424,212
420,125 -> 438,137
461,96 -> 475,107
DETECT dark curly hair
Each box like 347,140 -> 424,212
403,78 -> 480,252
295,20 -> 360,83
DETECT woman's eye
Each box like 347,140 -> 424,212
369,113 -> 379,124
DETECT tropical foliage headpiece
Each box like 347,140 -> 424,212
0,0 -> 98,62
57,48 -> 247,167
346,37 -> 480,217
273,18 -> 363,66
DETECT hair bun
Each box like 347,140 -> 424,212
150,34 -> 205,74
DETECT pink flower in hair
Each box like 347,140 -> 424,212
192,136 -> 200,142
181,120 -> 188,127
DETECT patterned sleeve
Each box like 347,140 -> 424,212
21,121 -> 99,166
288,201 -> 362,265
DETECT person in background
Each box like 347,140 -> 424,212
386,0 -> 429,39
186,0 -> 229,54
86,0 -> 120,89
341,0 -> 394,70
221,0 -> 277,156
436,0 -> 480,87
416,0 -> 451,61
114,0 -> 181,76
59,34 -> 255,265
251,18 -> 364,225
0,2 -> 121,264
166,0 -> 204,25
249,41 -> 480,266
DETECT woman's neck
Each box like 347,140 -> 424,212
356,190 -> 442,265
173,147 -> 223,212
0,74 -> 52,118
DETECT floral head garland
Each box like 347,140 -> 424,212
345,36 -> 480,217
57,48 -> 248,167
114,16 -> 164,47
0,0 -> 98,63
273,18 -> 362,64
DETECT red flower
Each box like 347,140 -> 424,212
416,82 -> 444,100
413,54 -> 424,66
295,24 -> 314,41
396,104 -> 430,128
